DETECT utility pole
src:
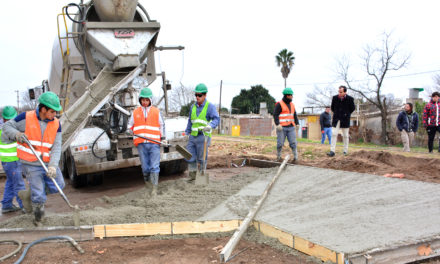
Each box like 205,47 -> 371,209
218,80 -> 222,134
15,90 -> 19,111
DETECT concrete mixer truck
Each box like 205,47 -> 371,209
45,0 -> 188,187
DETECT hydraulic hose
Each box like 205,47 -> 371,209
14,236 -> 84,264
0,240 -> 22,262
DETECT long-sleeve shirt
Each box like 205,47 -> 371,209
128,106 -> 166,137
319,111 -> 332,131
1,107 -> 62,168
273,97 -> 299,126
185,100 -> 220,135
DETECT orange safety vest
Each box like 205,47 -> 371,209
17,110 -> 60,163
278,100 -> 296,126
132,106 -> 161,146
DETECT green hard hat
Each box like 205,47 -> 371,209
139,87 -> 153,99
194,83 -> 208,93
282,87 -> 293,95
2,106 -> 17,120
38,92 -> 62,111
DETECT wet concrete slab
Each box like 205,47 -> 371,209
200,165 -> 440,255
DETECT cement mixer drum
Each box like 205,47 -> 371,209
93,0 -> 138,22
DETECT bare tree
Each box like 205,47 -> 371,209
168,84 -> 195,112
336,32 -> 410,143
305,84 -> 335,108
423,74 -> 440,98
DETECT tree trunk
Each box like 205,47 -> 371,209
380,111 -> 388,144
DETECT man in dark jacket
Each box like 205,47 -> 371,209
273,87 -> 299,162
396,103 -> 419,152
319,106 -> 332,144
327,85 -> 355,157
422,91 -> 440,153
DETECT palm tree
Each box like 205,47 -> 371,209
275,49 -> 295,88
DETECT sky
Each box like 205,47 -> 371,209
1,0 -> 440,112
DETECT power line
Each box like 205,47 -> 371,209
217,69 -> 440,88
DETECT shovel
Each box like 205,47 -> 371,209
195,130 -> 210,185
133,134 -> 192,160
22,137 -> 80,227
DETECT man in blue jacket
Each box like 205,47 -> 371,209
396,103 -> 419,152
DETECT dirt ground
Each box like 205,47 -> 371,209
0,231 -> 321,264
1,135 -> 440,263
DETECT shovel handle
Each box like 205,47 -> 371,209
134,134 -> 170,147
22,137 -> 75,209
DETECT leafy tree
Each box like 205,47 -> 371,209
275,49 -> 295,88
220,107 -> 229,114
179,100 -> 195,116
231,85 -> 276,114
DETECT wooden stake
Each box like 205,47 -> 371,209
219,155 -> 290,262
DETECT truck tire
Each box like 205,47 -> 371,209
66,154 -> 87,188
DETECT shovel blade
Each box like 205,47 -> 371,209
195,171 -> 209,185
176,144 -> 192,160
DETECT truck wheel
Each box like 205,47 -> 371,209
66,154 -> 87,188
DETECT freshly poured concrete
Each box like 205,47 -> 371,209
200,165 -> 440,255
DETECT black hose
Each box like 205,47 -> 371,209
14,236 -> 84,264
64,3 -> 84,24
91,129 -> 107,159
0,240 -> 22,262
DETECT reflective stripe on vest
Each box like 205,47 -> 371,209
278,100 -> 295,126
17,110 -> 60,163
132,106 -> 161,146
191,101 -> 211,137
0,130 -> 18,162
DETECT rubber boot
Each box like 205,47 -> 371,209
151,185 -> 158,197
292,148 -> 298,163
276,149 -> 282,162
150,173 -> 159,197
18,189 -> 32,214
187,171 -> 197,182
32,203 -> 45,227
143,173 -> 150,183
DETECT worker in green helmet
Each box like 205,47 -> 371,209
184,83 -> 220,182
0,106 -> 25,214
273,87 -> 299,162
127,87 -> 166,196
2,91 -> 65,225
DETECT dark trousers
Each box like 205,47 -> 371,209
427,126 -> 440,152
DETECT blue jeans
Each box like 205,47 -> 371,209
186,134 -> 211,171
137,142 -> 161,175
22,164 -> 65,204
1,161 -> 25,209
277,126 -> 297,153
321,127 -> 332,144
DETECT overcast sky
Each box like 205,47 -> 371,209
1,0 -> 439,112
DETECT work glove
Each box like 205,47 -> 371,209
125,129 -> 134,136
321,130 -> 325,134
47,166 -> 57,179
15,132 -> 28,143
161,137 -> 168,145
276,125 -> 283,132
202,125 -> 212,132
